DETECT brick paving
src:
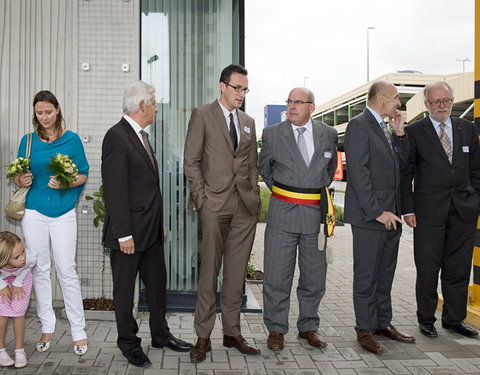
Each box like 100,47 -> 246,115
4,223 -> 480,374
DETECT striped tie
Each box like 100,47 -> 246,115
380,121 -> 393,151
439,123 -> 452,163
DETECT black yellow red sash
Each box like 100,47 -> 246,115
271,181 -> 336,237
271,181 -> 321,205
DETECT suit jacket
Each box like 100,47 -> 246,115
183,100 -> 260,216
101,117 -> 163,252
400,116 -> 480,225
344,108 -> 409,230
259,119 -> 338,234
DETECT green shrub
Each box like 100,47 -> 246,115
335,205 -> 344,222
257,186 -> 271,223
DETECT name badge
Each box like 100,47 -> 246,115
463,146 -> 469,153
244,126 -> 251,134
324,151 -> 332,159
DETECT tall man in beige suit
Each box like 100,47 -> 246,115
184,64 -> 261,363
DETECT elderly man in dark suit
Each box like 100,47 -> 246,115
184,64 -> 261,363
401,81 -> 480,338
259,87 -> 338,351
102,81 -> 192,368
344,80 -> 415,354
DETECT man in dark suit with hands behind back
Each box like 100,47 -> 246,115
102,81 -> 192,368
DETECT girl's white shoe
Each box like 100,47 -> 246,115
73,344 -> 88,356
14,349 -> 27,368
0,348 -> 14,367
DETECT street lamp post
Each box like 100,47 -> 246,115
456,57 -> 471,72
367,26 -> 375,82
303,76 -> 309,87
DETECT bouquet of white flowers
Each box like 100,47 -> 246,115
48,153 -> 78,188
6,157 -> 30,179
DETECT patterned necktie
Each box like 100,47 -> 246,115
380,121 -> 393,151
439,123 -> 452,163
229,113 -> 238,151
296,127 -> 309,166
139,130 -> 156,168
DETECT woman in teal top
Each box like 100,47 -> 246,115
13,90 -> 89,356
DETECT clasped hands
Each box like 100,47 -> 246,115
0,286 -> 25,302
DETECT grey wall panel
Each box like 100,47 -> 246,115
0,0 -> 140,301
0,0 -> 79,301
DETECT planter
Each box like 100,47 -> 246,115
246,270 -> 263,283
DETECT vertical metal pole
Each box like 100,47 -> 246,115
367,29 -> 370,82
366,27 -> 375,82
472,0 -> 480,307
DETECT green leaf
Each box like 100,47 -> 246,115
93,201 -> 104,216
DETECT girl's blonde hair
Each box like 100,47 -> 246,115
0,231 -> 21,268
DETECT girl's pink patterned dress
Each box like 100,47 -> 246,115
0,268 -> 33,317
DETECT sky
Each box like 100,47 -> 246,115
244,0 -> 474,133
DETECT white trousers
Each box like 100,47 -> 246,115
21,209 -> 87,342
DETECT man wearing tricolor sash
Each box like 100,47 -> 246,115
259,87 -> 337,351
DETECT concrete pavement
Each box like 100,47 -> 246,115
8,223 -> 480,374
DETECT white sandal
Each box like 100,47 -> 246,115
36,333 -> 52,352
73,341 -> 88,356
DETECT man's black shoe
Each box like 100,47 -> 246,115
122,346 -> 152,368
152,336 -> 193,352
419,324 -> 438,337
442,322 -> 479,337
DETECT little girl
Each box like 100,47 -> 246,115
0,231 -> 36,368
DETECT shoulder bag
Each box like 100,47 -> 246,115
5,133 -> 33,220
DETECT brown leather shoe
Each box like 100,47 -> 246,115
267,332 -> 284,351
223,335 -> 260,355
298,330 -> 327,348
190,338 -> 211,363
357,331 -> 383,354
375,324 -> 416,343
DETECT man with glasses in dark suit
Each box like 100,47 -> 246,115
401,81 -> 480,338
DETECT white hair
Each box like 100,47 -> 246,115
123,81 -> 156,114
423,81 -> 454,102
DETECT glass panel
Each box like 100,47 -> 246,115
141,0 -> 241,291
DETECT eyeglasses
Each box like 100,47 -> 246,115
286,100 -> 313,106
427,98 -> 453,107
223,82 -> 250,94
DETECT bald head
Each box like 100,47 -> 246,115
367,80 -> 401,118
368,80 -> 394,104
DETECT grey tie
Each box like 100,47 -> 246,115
296,127 -> 309,166
380,121 -> 393,151
139,130 -> 156,168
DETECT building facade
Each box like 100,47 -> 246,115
0,0 -> 244,302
